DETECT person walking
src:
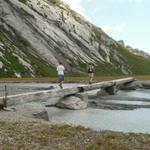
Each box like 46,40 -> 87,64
57,62 -> 65,89
87,63 -> 95,84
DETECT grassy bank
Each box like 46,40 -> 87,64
0,121 -> 150,150
0,76 -> 122,83
0,75 -> 150,83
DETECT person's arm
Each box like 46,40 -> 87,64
63,66 -> 65,71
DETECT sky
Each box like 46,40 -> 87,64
63,0 -> 150,54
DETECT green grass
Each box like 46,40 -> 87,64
0,31 -> 57,77
25,52 -> 56,77
70,47 -> 150,76
47,0 -> 61,5
74,62 -> 123,77
18,0 -> 28,4
0,32 -> 29,77
115,45 -> 150,75
94,63 -> 123,76
2,75 -> 150,83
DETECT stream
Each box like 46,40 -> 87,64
47,89 -> 150,133
1,83 -> 150,133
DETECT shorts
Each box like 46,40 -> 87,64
58,75 -> 64,82
88,73 -> 94,78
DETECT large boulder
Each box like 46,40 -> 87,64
56,96 -> 87,110
75,93 -> 88,101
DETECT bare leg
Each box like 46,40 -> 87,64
89,77 -> 93,84
89,74 -> 94,84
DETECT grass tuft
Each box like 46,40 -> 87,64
18,0 -> 28,5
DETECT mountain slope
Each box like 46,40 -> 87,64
0,0 -> 150,77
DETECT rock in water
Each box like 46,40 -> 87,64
56,96 -> 87,110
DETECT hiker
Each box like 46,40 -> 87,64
57,62 -> 65,89
87,63 -> 95,84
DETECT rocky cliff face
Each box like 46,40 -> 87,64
0,0 -> 150,77
126,46 -> 150,59
118,40 -> 150,59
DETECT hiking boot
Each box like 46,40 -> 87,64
59,84 -> 63,89
89,81 -> 92,84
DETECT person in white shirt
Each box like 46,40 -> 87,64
57,62 -> 65,89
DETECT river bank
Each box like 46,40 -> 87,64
0,118 -> 150,150
0,75 -> 150,83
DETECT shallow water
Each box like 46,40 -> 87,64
105,100 -> 150,105
117,89 -> 150,99
47,89 -> 150,133
47,107 -> 150,133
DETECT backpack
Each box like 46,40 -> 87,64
88,66 -> 94,73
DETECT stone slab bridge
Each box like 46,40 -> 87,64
0,77 -> 134,109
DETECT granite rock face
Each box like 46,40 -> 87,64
0,0 -> 149,77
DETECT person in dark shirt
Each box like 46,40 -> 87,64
87,63 -> 95,84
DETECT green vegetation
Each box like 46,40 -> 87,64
0,31 -> 56,77
1,27 -> 150,78
1,48 -> 30,77
2,75 -> 150,83
25,52 -> 56,77
115,45 -> 150,75
18,0 -> 28,5
74,62 -> 123,77
95,63 -> 123,76
47,0 -> 61,5
0,32 -> 29,77
0,121 -> 150,150
60,11 -> 65,23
